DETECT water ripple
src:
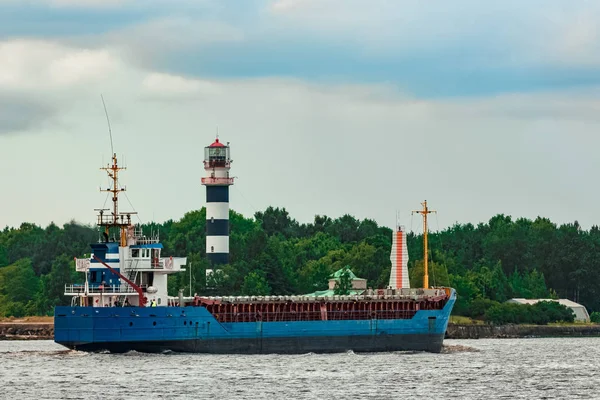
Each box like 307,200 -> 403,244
0,338 -> 599,400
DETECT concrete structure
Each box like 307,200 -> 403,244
328,268 -> 367,291
201,138 -> 234,266
508,298 -> 591,322
305,267 -> 367,297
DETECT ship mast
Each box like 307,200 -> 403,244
413,200 -> 436,289
98,154 -> 136,247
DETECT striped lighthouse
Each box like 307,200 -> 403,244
389,225 -> 410,289
201,138 -> 234,265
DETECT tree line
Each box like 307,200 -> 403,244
0,208 -> 594,323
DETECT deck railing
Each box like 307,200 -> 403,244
124,259 -> 168,270
208,310 -> 419,323
64,284 -> 148,295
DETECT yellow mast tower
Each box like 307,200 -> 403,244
413,200 -> 436,289
98,154 -> 135,247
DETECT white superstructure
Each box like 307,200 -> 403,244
64,154 -> 187,307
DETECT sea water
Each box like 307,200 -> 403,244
0,338 -> 598,399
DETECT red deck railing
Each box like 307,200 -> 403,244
202,298 -> 448,323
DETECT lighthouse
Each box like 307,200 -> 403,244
389,225 -> 410,289
201,138 -> 234,265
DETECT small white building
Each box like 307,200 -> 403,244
508,298 -> 590,323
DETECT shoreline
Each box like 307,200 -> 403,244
3,321 -> 600,341
0,321 -> 53,340
446,323 -> 600,339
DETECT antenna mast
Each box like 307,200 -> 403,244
98,96 -> 136,247
412,200 -> 436,289
101,94 -> 114,156
99,155 -> 135,246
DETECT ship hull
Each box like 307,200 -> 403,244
54,291 -> 455,355
60,333 -> 445,354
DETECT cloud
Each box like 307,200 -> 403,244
0,40 -> 119,90
0,94 -> 57,135
268,0 -> 600,68
105,16 -> 245,68
0,39 -> 129,135
142,72 -> 221,98
0,0 -> 129,8
2,0 -> 600,98
49,0 -> 127,7
2,37 -> 600,231
552,12 -> 600,67
2,3 -> 600,235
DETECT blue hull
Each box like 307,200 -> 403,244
54,291 -> 455,354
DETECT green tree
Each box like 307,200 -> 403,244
241,271 -> 271,296
255,207 -> 299,238
36,254 -> 79,314
484,301 -> 574,325
0,259 -> 41,317
409,260 -> 450,288
166,209 -> 206,256
449,271 -> 481,316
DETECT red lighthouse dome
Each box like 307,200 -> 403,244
209,138 -> 225,147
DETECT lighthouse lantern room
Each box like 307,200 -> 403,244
201,138 -> 234,265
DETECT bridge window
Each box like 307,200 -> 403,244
131,249 -> 140,258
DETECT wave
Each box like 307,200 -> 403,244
442,344 -> 480,353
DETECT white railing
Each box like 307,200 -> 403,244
125,259 -> 164,270
124,258 -> 177,270
64,284 -> 148,295
134,237 -> 160,245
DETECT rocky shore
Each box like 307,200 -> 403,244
2,321 -> 600,341
446,323 -> 600,339
0,322 -> 54,340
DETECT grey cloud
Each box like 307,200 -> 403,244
0,95 -> 58,135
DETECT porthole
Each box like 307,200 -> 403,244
153,321 -> 157,326
184,321 -> 187,325
129,322 -> 133,327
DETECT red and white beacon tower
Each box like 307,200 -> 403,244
201,138 -> 234,265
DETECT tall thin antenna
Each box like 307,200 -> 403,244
189,262 -> 193,297
101,94 -> 114,156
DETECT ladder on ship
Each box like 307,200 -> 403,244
117,259 -> 139,306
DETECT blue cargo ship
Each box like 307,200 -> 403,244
54,147 -> 455,354
55,292 -> 455,353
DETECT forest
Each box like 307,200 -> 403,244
0,207 -> 596,322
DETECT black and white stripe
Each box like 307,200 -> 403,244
206,186 -> 229,265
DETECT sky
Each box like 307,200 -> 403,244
1,0 -> 600,232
